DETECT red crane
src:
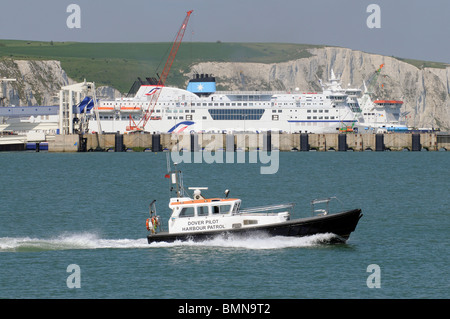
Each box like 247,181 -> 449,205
128,10 -> 193,131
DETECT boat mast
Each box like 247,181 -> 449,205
167,162 -> 185,198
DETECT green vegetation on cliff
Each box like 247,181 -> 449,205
1,40 -> 447,93
0,40 -> 322,93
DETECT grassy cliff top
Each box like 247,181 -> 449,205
1,40 -> 447,93
0,40 -> 322,93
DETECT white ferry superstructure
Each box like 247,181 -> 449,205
87,74 -> 359,134
320,70 -> 409,133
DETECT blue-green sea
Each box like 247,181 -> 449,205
0,151 -> 448,299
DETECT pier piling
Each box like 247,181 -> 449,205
338,134 -> 347,151
115,132 -> 124,152
46,132 -> 449,153
412,134 -> 421,151
300,133 -> 309,151
375,134 -> 385,151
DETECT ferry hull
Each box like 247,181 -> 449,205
147,208 -> 362,244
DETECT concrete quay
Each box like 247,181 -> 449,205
47,132 -> 450,153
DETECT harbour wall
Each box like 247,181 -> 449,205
47,132 -> 450,152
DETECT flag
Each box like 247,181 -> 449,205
164,174 -> 170,178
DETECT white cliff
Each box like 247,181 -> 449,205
0,58 -> 121,107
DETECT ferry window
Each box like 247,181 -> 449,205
202,116 -> 207,120
191,110 -> 195,113
212,205 -> 232,215
272,110 -> 277,113
168,116 -> 172,120
186,115 -> 192,120
179,207 -> 195,218
272,115 -> 279,121
307,116 -> 311,119
307,110 -> 311,113
197,206 -> 209,216
313,109 -> 317,113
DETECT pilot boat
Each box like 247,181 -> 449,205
145,165 -> 362,244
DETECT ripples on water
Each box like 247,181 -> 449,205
0,152 -> 448,298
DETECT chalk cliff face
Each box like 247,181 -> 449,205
0,58 -> 120,107
189,47 -> 450,130
0,59 -> 71,106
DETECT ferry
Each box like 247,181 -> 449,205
145,164 -> 363,244
319,70 -> 409,133
358,96 -> 409,132
88,74 -> 360,134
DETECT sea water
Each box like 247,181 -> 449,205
0,151 -> 448,299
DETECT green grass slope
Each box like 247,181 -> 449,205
0,40 -> 322,93
1,40 -> 447,94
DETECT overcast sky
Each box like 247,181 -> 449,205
1,0 -> 449,63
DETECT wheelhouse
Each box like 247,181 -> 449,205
169,198 -> 241,218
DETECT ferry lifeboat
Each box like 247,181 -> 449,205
145,165 -> 362,244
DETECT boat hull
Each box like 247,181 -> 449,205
147,208 -> 362,244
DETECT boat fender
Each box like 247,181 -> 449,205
151,216 -> 159,233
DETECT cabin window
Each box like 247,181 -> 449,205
212,205 -> 232,215
179,207 -> 195,218
197,206 -> 209,216
232,202 -> 241,214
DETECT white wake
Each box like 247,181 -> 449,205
0,232 -> 339,252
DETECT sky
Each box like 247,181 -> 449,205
1,0 -> 449,63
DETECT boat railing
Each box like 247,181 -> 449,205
238,203 -> 295,216
310,196 -> 343,216
215,90 -> 289,96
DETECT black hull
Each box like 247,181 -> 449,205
147,209 -> 362,244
